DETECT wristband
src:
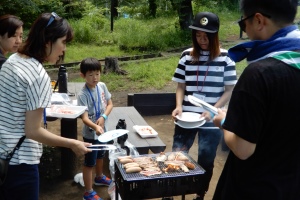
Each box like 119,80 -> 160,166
101,114 -> 107,120
209,111 -> 215,119
220,118 -> 225,126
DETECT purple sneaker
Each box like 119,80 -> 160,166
94,175 -> 112,186
83,191 -> 102,200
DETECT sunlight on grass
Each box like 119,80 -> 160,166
70,55 -> 247,93
70,56 -> 179,92
104,56 -> 179,92
65,44 -> 125,63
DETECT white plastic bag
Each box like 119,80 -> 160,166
74,172 -> 85,187
108,182 -> 122,200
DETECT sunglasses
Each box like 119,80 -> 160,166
46,12 -> 59,27
238,13 -> 271,32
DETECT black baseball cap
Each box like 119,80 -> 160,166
189,12 -> 220,33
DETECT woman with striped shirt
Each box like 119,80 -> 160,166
0,13 -> 93,200
170,12 -> 237,200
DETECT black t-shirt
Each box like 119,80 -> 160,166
213,58 -> 300,200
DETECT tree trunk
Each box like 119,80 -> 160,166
170,0 -> 193,30
104,57 -> 128,75
112,0 -> 118,18
178,0 -> 193,30
149,0 -> 157,18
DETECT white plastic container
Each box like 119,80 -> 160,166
46,105 -> 87,119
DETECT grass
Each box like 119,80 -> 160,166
63,7 -> 300,92
71,55 -> 179,92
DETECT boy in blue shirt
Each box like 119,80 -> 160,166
77,57 -> 113,200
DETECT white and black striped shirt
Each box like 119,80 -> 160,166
0,53 -> 51,165
172,48 -> 237,128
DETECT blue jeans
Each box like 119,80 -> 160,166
172,125 -> 222,195
0,164 -> 39,200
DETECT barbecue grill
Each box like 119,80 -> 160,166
114,152 -> 205,200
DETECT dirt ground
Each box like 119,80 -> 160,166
38,81 -> 229,200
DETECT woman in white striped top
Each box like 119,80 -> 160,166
0,12 -> 92,200
170,12 -> 237,200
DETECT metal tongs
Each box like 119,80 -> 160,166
87,144 -> 117,151
188,95 -> 218,115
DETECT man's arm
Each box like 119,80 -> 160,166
214,109 -> 256,160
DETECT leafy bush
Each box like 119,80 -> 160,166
116,17 -> 190,51
69,1 -> 109,44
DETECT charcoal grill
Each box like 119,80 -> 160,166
114,152 -> 205,200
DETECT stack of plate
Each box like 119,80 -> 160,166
174,112 -> 206,129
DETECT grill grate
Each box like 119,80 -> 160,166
115,152 -> 205,181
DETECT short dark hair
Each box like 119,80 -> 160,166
0,15 -> 23,38
18,12 -> 73,64
240,0 -> 298,24
80,57 -> 102,75
190,30 -> 221,62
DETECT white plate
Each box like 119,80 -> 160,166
133,125 -> 158,138
98,129 -> 129,142
176,112 -> 204,122
46,105 -> 87,119
188,95 -> 218,115
174,119 -> 206,129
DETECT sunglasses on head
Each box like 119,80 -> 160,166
238,13 -> 271,32
46,12 -> 59,27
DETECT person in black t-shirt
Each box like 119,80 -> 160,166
213,0 -> 300,199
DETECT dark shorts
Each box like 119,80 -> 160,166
83,137 -> 106,167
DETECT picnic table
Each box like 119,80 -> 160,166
106,106 -> 166,154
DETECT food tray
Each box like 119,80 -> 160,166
46,105 -> 87,119
133,125 -> 158,138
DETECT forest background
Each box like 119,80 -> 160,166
1,0 -> 300,92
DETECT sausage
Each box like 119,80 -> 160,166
117,155 -> 132,161
119,158 -> 134,164
125,166 -> 142,173
184,161 -> 195,170
124,162 -> 140,169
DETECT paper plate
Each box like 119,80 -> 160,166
174,119 -> 206,129
176,112 -> 204,122
98,129 -> 129,142
133,125 -> 158,138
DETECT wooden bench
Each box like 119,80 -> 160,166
127,93 -> 176,116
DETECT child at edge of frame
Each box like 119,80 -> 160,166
77,57 -> 114,200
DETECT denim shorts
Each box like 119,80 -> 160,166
83,137 -> 106,167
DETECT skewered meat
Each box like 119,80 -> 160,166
162,164 -> 181,172
180,164 -> 189,172
156,152 -> 167,162
167,152 -> 189,161
140,170 -> 162,176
